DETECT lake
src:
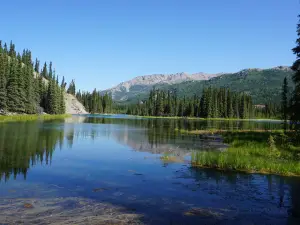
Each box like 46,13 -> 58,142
0,115 -> 300,224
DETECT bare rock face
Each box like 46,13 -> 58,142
102,72 -> 222,101
64,93 -> 88,114
109,72 -> 221,92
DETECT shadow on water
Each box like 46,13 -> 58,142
0,116 -> 300,224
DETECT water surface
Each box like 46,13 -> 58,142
0,115 -> 299,224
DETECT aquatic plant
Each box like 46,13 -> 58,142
190,131 -> 300,176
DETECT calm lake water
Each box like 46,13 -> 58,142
0,115 -> 300,224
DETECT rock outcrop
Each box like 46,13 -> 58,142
64,93 -> 88,114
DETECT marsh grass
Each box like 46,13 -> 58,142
0,114 -> 71,123
187,130 -> 300,176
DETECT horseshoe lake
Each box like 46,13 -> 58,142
0,114 -> 300,225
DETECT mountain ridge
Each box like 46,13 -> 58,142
101,66 -> 293,103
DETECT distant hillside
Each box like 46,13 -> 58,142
104,66 -> 294,104
101,72 -> 222,101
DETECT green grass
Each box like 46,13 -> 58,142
176,128 -> 286,134
0,114 -> 71,123
186,130 -> 300,176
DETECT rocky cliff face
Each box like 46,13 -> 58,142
64,93 -> 88,114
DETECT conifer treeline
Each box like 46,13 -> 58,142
76,89 -> 114,114
291,15 -> 300,131
127,87 -> 257,119
0,41 -> 65,114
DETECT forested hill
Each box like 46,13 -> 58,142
0,41 -> 66,115
163,66 -> 293,104
107,66 -> 294,104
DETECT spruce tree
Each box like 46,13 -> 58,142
291,15 -> 300,131
9,41 -> 16,58
227,89 -> 233,118
0,53 -> 7,111
60,88 -> 66,114
67,80 -> 76,95
15,60 -> 26,113
41,62 -> 48,78
3,43 -> 8,54
7,59 -> 19,112
61,76 -> 66,89
34,58 -> 40,73
281,77 -> 288,131
24,66 -> 36,113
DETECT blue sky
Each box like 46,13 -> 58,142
0,0 -> 299,91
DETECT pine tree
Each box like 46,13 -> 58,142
24,65 -> 36,113
9,41 -> 16,58
41,62 -> 48,78
34,58 -> 40,73
291,15 -> 300,131
0,53 -> 7,111
281,77 -> 288,131
60,88 -> 66,114
7,59 -> 20,112
67,80 -> 76,95
61,76 -> 66,89
227,89 -> 233,118
3,43 -> 8,54
16,60 -> 26,113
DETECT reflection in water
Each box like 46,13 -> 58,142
0,116 -> 300,224
0,122 -> 67,182
82,116 -> 282,131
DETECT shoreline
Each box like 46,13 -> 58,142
191,163 -> 300,177
132,115 -> 283,122
0,114 -> 71,123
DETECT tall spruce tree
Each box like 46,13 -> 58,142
41,62 -> 48,78
281,77 -> 289,131
291,15 -> 300,131
24,65 -> 36,113
34,58 -> 40,73
60,88 -> 66,114
227,89 -> 233,118
67,80 -> 76,95
0,53 -> 7,111
6,59 -> 19,112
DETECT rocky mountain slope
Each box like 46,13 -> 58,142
102,72 -> 222,101
102,66 -> 293,104
64,93 -> 88,114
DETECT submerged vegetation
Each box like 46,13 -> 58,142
183,129 -> 300,176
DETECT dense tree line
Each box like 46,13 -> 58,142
76,89 -> 114,114
127,87 -> 258,119
291,15 -> 300,131
254,103 -> 281,119
0,41 -> 65,114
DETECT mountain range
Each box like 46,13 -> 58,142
101,66 -> 294,104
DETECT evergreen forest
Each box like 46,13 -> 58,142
126,87 -> 281,119
0,41 -> 65,114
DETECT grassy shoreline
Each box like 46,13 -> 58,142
179,129 -> 300,176
134,115 -> 282,122
0,114 -> 71,123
